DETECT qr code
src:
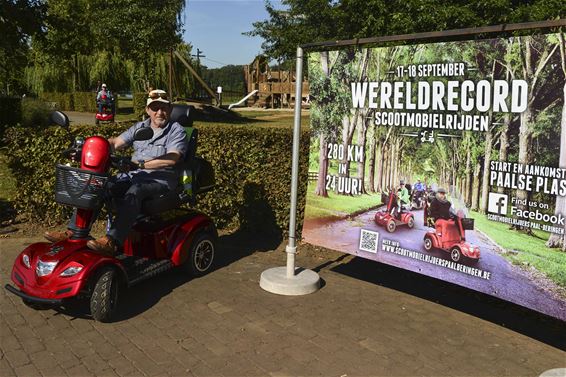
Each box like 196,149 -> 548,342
359,229 -> 379,253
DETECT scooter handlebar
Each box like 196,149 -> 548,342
110,155 -> 139,172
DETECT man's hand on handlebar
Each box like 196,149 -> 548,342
111,156 -> 139,173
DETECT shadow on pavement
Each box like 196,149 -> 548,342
58,182 -> 283,322
330,257 -> 566,350
56,228 -> 282,322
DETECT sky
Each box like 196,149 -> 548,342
183,0 -> 285,69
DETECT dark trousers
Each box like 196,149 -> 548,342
107,180 -> 168,245
68,178 -> 168,245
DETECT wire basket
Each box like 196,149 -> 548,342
55,165 -> 109,209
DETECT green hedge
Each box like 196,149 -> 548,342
132,92 -> 147,119
3,123 -> 309,236
40,92 -> 73,111
38,92 -> 119,113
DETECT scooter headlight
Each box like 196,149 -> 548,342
36,260 -> 58,277
22,254 -> 31,269
60,263 -> 83,277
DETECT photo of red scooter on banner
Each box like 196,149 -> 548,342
374,185 -> 415,233
423,188 -> 480,263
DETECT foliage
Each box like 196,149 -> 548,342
469,211 -> 566,288
90,0 -> 185,63
304,181 -> 382,220
39,92 -> 73,111
132,92 -> 148,119
21,98 -> 51,128
17,0 -> 191,95
249,0 -> 565,60
73,92 -> 100,112
200,65 -> 246,94
0,0 -> 46,95
3,122 -> 309,237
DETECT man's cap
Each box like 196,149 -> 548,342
102,83 -> 107,88
400,180 -> 405,184
146,89 -> 170,106
437,187 -> 446,193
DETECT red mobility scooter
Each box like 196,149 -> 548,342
423,200 -> 480,263
5,105 -> 216,322
374,191 -> 415,233
95,92 -> 115,125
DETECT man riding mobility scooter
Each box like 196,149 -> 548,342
95,83 -> 115,124
375,182 -> 415,233
423,188 -> 480,263
5,105 -> 216,322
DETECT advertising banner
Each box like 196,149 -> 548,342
303,33 -> 566,320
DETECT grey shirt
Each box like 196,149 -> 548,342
119,119 -> 188,188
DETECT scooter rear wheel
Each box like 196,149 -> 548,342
183,231 -> 216,277
90,266 -> 120,322
407,216 -> 415,229
386,219 -> 396,233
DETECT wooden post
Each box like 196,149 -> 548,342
174,50 -> 218,105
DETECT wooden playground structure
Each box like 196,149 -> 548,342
242,55 -> 309,108
168,51 -> 309,109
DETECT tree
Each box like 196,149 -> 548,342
510,35 -> 560,212
546,32 -> 566,250
249,0 -> 564,62
0,0 -> 46,94
91,0 -> 185,64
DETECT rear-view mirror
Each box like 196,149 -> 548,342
133,127 -> 153,141
50,111 -> 69,129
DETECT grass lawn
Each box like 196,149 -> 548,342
117,98 -> 133,109
114,114 -> 139,122
0,152 -> 16,200
194,114 -> 309,130
469,211 -> 566,289
304,181 -> 382,220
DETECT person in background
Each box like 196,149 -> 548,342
429,187 -> 453,223
392,180 -> 410,218
96,83 -> 115,114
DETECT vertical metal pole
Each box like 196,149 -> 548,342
286,46 -> 304,278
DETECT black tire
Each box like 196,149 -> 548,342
90,266 -> 119,322
450,247 -> 462,263
95,118 -> 100,125
407,216 -> 415,229
386,219 -> 396,233
183,232 -> 216,277
423,236 -> 433,251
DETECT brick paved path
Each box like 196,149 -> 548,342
1,234 -> 564,377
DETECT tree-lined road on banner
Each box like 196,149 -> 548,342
303,207 -> 566,321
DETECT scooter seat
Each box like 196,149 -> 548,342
141,190 -> 182,216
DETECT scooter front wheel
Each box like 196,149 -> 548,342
90,266 -> 120,322
423,236 -> 433,251
450,247 -> 462,263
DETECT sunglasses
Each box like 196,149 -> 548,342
148,92 -> 168,100
148,102 -> 170,112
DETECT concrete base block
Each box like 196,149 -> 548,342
260,267 -> 320,296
